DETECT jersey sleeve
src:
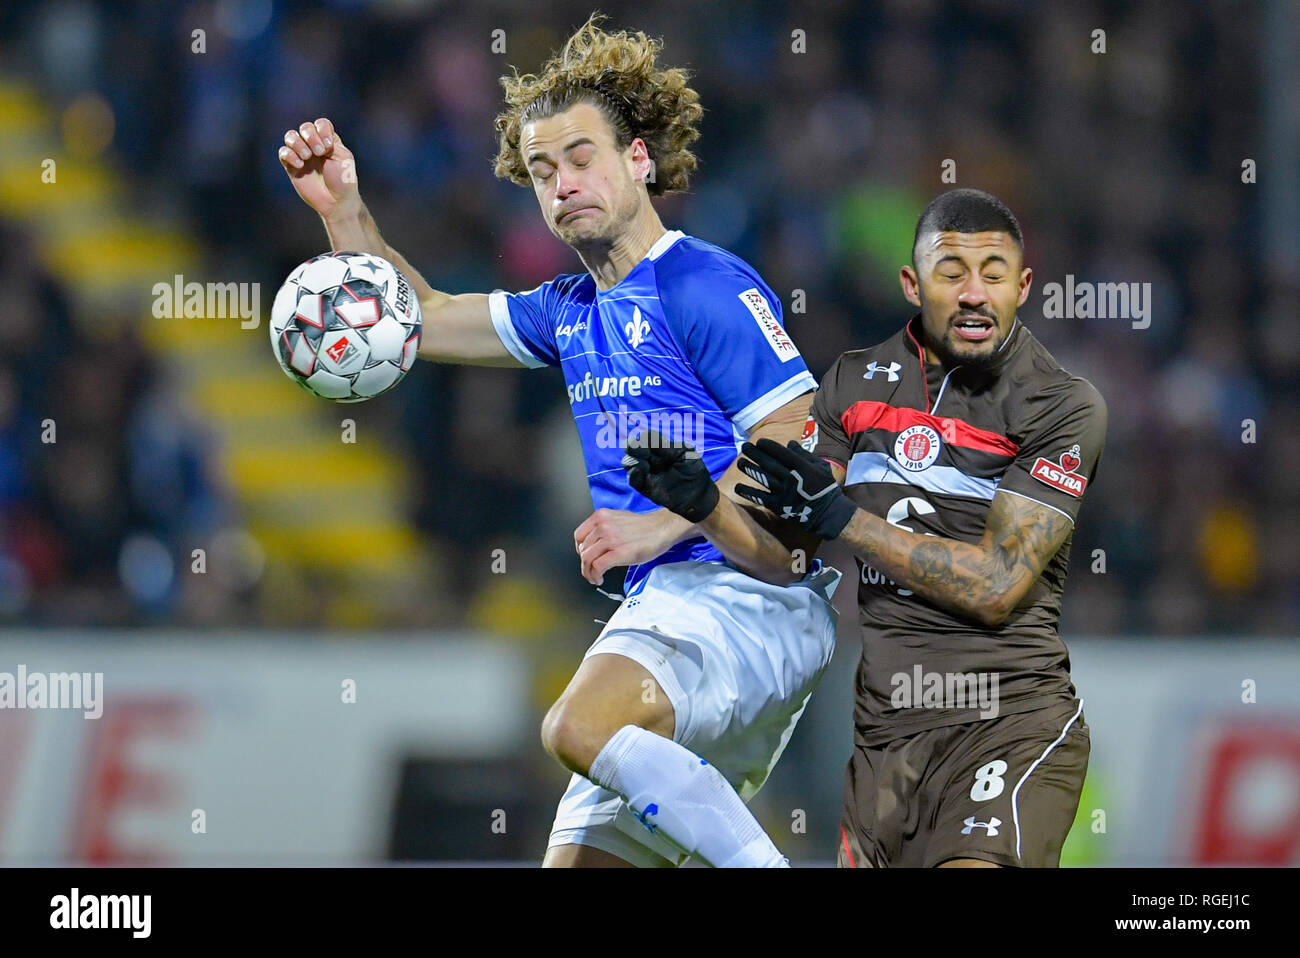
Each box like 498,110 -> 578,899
660,268 -> 817,434
487,279 -> 569,368
810,356 -> 853,468
996,379 -> 1107,524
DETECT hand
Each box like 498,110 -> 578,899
574,508 -> 693,586
735,437 -> 857,540
622,431 -> 719,524
277,117 -> 361,223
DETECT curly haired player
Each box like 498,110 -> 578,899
278,16 -> 840,867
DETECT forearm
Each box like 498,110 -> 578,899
323,205 -> 445,309
654,509 -> 700,551
697,497 -> 809,585
839,508 -> 1019,626
690,441 -> 818,585
322,207 -> 514,367
622,395 -> 820,584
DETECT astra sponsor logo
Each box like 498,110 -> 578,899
1041,274 -> 1152,329
596,404 -> 707,450
567,371 -> 662,405
890,664 -> 999,719
1030,444 -> 1087,497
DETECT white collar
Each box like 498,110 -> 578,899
647,229 -> 686,260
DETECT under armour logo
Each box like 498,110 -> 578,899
961,816 -> 1002,836
782,505 -> 813,523
864,361 -> 901,382
637,802 -> 659,834
625,306 -> 650,349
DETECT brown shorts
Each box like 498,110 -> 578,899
838,698 -> 1089,868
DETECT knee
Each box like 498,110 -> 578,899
541,697 -> 605,776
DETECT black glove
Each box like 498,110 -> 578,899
735,437 -> 857,540
622,431 -> 720,523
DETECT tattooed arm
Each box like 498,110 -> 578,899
830,464 -> 1072,627
731,437 -> 1074,625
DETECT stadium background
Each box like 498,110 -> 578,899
0,0 -> 1296,865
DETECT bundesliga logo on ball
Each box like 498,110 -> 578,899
269,251 -> 423,402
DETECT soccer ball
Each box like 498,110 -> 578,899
269,251 -> 422,402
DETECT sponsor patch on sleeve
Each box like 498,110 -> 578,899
738,287 -> 799,362
1029,444 -> 1087,497
799,415 -> 819,451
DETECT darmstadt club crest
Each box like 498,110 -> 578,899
894,424 -> 942,472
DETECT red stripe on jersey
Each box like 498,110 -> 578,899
840,825 -> 858,868
840,400 -> 1019,457
905,321 -> 930,412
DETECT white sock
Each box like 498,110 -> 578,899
588,724 -> 788,868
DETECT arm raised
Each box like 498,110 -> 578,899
279,117 -> 518,367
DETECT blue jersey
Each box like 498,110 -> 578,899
488,230 -> 817,591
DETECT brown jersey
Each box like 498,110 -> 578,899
811,314 -> 1107,747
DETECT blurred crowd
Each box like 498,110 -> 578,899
0,0 -> 1294,636
0,219 -> 238,624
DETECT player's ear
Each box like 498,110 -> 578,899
627,137 -> 653,184
900,266 -> 922,308
1017,265 -> 1033,307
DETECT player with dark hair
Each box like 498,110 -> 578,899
278,17 -> 839,867
640,187 -> 1106,866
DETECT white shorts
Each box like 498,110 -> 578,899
547,559 -> 841,867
